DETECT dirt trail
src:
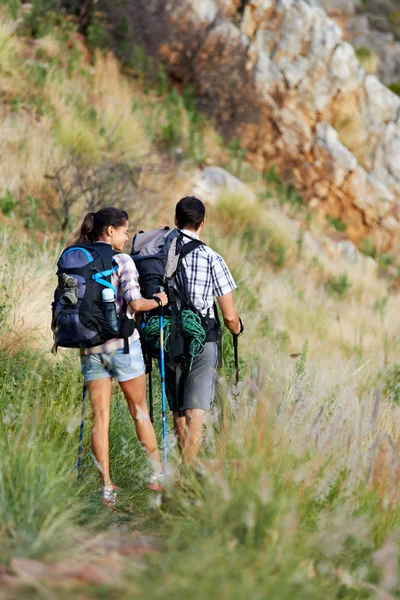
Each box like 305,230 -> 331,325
0,528 -> 160,599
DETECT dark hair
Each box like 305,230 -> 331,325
175,196 -> 205,230
76,207 -> 129,243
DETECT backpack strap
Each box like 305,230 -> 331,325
112,251 -> 136,354
92,264 -> 118,293
167,235 -> 210,372
179,239 -> 204,258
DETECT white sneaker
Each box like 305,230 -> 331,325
101,484 -> 117,506
147,472 -> 165,492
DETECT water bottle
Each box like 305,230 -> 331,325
101,288 -> 119,332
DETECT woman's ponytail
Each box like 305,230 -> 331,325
75,207 -> 129,244
76,212 -> 96,243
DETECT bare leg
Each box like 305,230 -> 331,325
119,374 -> 161,468
87,378 -> 113,485
173,411 -> 186,451
182,408 -> 206,464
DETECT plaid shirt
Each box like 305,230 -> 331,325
180,229 -> 236,318
83,251 -> 142,355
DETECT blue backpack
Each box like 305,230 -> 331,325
51,242 -> 134,351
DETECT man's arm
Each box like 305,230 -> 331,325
217,292 -> 241,335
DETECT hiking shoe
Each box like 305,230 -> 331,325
101,484 -> 117,506
147,472 -> 165,492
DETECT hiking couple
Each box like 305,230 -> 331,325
53,197 -> 242,505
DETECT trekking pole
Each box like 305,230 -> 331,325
159,304 -> 168,474
148,355 -> 154,424
77,383 -> 87,478
233,334 -> 239,386
232,318 -> 244,387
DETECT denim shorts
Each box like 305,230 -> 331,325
80,340 -> 146,383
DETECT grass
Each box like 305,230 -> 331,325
0,10 -> 210,236
355,46 -> 379,74
3,322 -> 400,597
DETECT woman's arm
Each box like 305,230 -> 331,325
129,291 -> 168,313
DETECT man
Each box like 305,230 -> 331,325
165,196 -> 243,463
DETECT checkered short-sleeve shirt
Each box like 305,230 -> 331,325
83,251 -> 142,355
180,229 -> 236,318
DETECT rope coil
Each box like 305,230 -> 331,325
144,309 -> 206,370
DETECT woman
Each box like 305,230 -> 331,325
77,207 -> 168,505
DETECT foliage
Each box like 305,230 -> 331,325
381,363 -> 400,404
359,238 -> 377,259
325,273 -> 352,300
388,81 -> 400,96
326,215 -> 347,233
45,156 -> 144,232
86,16 -> 109,53
0,189 -> 17,216
261,165 -> 305,214
355,47 -> 371,60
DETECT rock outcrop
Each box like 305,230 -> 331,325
319,0 -> 400,86
191,166 -> 256,203
123,0 -> 400,249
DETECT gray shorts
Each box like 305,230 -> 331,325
165,342 -> 218,412
80,340 -> 146,383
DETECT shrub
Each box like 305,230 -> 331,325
325,273 -> 352,300
359,238 -> 377,259
263,164 -> 281,185
355,47 -> 378,74
0,189 -> 17,216
262,165 -> 304,213
226,138 -> 247,178
382,364 -> 400,404
377,252 -> 395,269
355,47 -> 371,60
326,215 -> 347,233
0,0 -> 19,19
388,81 -> 400,96
86,17 -> 109,54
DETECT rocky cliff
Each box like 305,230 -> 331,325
319,0 -> 400,86
122,0 -> 400,249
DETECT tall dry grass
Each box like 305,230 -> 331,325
0,230 -> 57,353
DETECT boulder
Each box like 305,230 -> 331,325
190,166 -> 256,203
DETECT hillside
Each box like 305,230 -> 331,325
99,0 -> 400,254
2,2 -> 400,598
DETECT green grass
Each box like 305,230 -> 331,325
3,338 -> 400,597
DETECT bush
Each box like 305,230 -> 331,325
359,238 -> 377,259
261,165 -> 305,213
326,215 -> 347,233
86,17 -> 109,54
0,0 -> 19,19
0,189 -> 17,216
382,364 -> 400,404
355,46 -> 371,60
388,81 -> 400,96
325,273 -> 352,300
